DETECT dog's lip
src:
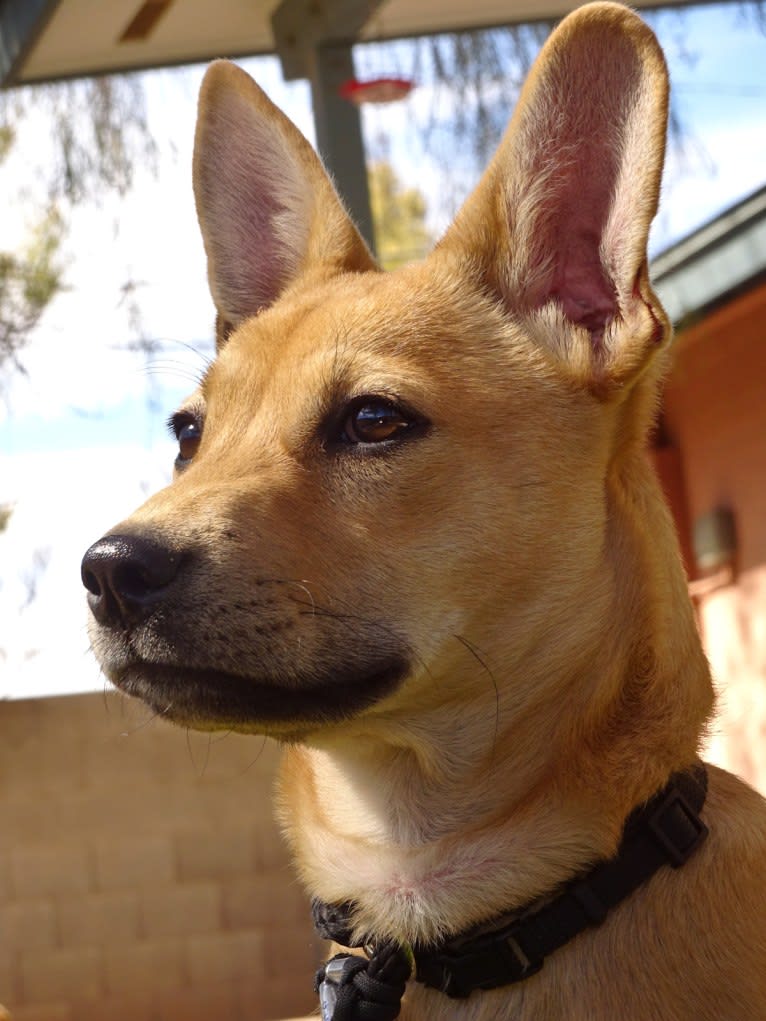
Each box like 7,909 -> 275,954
110,656 -> 409,732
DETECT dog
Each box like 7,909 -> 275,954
82,3 -> 766,1017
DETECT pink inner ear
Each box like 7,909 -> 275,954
196,83 -> 310,323
550,230 -> 617,345
205,115 -> 299,318
537,151 -> 619,349
513,31 -> 651,349
227,157 -> 293,313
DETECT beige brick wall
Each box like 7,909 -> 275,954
0,692 -> 321,1021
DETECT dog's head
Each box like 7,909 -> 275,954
83,3 -> 677,742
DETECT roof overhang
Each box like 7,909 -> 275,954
1,0 -> 693,86
652,186 -> 766,327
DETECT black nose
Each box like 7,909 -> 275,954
81,533 -> 182,629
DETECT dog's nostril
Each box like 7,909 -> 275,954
113,556 -> 178,601
81,533 -> 183,628
81,565 -> 103,598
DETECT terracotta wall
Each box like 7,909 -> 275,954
0,693 -> 320,1021
662,280 -> 766,793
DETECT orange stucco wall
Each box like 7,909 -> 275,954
662,280 -> 766,792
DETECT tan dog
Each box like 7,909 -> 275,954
82,4 -> 766,1017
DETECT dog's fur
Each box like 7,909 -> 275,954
83,4 -> 766,1017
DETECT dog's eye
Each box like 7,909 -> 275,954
168,412 -> 203,468
342,398 -> 416,446
178,422 -> 202,461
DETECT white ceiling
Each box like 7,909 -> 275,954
16,0 -> 662,82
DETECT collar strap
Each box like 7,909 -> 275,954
313,763 -> 708,1000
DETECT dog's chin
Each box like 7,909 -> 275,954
107,657 -> 409,737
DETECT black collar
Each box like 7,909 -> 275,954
313,763 -> 708,1000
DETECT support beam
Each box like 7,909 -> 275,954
272,0 -> 382,81
307,42 -> 376,253
0,0 -> 59,85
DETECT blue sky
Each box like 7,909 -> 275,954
1,1 -> 765,698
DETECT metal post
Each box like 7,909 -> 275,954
307,42 -> 376,254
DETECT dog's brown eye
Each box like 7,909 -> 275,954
178,422 -> 202,461
343,400 -> 414,445
168,412 -> 203,468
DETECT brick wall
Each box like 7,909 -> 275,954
0,692 -> 321,1021
663,280 -> 766,795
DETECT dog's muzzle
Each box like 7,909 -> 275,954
81,530 -> 412,733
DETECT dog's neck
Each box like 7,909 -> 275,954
280,670 -> 707,947
278,471 -> 713,946
293,700 -> 521,847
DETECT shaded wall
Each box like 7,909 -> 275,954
0,692 -> 320,1021
662,280 -> 766,792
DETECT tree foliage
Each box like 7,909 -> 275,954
412,22 -> 550,173
0,208 -> 64,375
0,75 -> 156,377
359,0 -> 766,218
369,161 -> 432,269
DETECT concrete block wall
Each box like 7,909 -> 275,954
0,692 -> 321,1020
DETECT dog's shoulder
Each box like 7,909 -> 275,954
701,763 -> 766,883
649,764 -> 766,1011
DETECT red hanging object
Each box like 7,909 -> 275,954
338,77 -> 414,105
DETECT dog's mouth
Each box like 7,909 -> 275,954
108,655 -> 410,735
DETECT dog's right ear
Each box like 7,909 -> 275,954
193,61 -> 376,338
439,2 -> 670,395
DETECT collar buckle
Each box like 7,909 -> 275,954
501,930 -> 544,983
645,782 -> 708,868
417,922 -> 543,999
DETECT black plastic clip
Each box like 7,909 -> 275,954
646,785 -> 708,867
420,922 -> 543,999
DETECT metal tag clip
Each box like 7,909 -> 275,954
319,954 -> 352,1021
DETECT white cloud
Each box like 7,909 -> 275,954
653,118 -> 766,252
0,443 -> 172,699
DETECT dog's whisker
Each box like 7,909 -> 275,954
290,594 -> 434,682
116,704 -> 165,737
290,597 -> 391,633
142,360 -> 207,387
314,587 -> 436,682
209,729 -> 235,744
287,580 -> 317,614
162,337 -> 215,369
185,727 -> 212,778
143,366 -> 201,383
453,633 -> 501,767
238,734 -> 270,777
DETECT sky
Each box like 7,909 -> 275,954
1,1 -> 766,699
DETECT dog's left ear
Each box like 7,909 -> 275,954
193,61 -> 376,336
440,2 -> 669,393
